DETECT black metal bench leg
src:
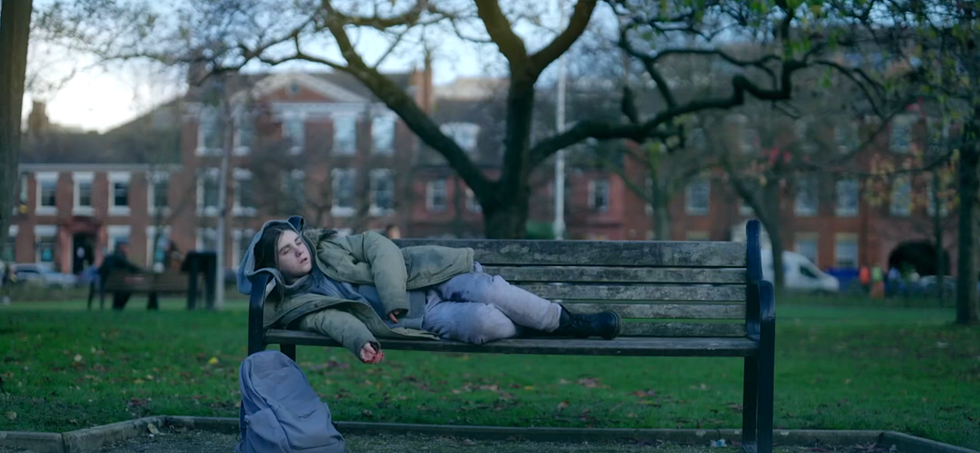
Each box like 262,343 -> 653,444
741,356 -> 759,453
281,344 -> 296,361
758,346 -> 775,453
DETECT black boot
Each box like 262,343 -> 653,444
552,306 -> 622,340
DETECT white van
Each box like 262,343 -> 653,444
760,249 -> 840,293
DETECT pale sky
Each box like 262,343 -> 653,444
25,0 -> 601,133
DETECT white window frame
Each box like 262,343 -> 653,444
108,171 -> 131,216
233,109 -> 255,156
232,168 -> 257,217
331,168 -> 357,217
794,177 -> 818,217
145,226 -> 172,270
835,121 -> 859,153
371,116 -> 395,155
4,225 -> 18,262
369,169 -> 395,216
196,168 -> 220,217
795,234 -> 819,265
281,169 -> 306,210
834,234 -> 859,269
685,178 -> 710,216
889,115 -> 915,153
232,228 -> 256,268
835,179 -> 859,217
426,179 -> 448,212
890,176 -> 912,217
283,116 -> 305,155
465,188 -> 481,213
36,172 -> 58,216
196,227 -> 218,252
34,225 -> 58,264
196,108 -> 221,156
333,115 -> 357,155
440,122 -> 480,154
106,225 -> 131,255
588,178 -> 611,213
147,171 -> 171,217
72,171 -> 94,216
19,173 -> 28,205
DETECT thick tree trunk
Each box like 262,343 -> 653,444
932,170 -> 946,303
483,195 -> 529,239
761,181 -> 785,290
956,112 -> 980,325
484,77 -> 536,239
0,0 -> 34,263
650,182 -> 672,240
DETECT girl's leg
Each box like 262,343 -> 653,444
432,271 -> 561,332
422,298 -> 520,344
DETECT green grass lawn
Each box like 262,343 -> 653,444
1,297 -> 978,450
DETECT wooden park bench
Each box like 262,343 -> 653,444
99,270 -> 190,310
244,220 -> 776,453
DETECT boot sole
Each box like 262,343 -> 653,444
601,311 -> 623,340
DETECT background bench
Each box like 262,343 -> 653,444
99,271 -> 189,310
245,219 -> 775,453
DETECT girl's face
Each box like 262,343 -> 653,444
276,230 -> 312,282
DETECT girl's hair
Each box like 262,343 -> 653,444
254,223 -> 291,272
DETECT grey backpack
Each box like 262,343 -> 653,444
237,351 -> 346,453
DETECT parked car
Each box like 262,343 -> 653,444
760,249 -> 840,293
12,264 -> 78,288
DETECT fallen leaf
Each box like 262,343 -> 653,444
207,357 -> 219,365
556,401 -> 569,411
578,377 -> 601,388
844,379 -> 852,385
147,423 -> 161,435
5,411 -> 16,421
133,379 -> 145,385
73,354 -> 83,362
361,410 -> 373,416
523,386 -> 535,391
558,378 -> 569,385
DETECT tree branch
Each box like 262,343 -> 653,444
528,0 -> 597,75
320,0 -> 432,30
474,0 -> 528,64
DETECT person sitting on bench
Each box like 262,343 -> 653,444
99,241 -> 144,310
237,218 -> 622,365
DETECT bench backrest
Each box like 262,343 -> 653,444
104,271 -> 189,293
393,221 -> 764,339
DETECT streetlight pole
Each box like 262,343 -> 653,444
553,0 -> 568,240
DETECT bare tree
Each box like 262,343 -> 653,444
0,0 -> 34,266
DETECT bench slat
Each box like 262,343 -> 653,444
394,239 -> 747,267
264,330 -> 758,357
621,322 -> 746,337
516,284 -> 745,301
565,303 -> 745,319
485,266 -> 746,284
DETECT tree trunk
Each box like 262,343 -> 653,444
932,169 -> 946,303
956,112 -> 980,325
650,181 -> 671,240
762,180 -> 785,290
0,0 -> 34,264
483,193 -> 529,239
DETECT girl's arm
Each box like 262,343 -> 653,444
296,308 -> 381,362
347,231 -> 410,317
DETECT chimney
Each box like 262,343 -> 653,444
410,52 -> 435,114
26,100 -> 50,138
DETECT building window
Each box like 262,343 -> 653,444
36,172 -> 57,215
145,226 -> 171,270
927,183 -> 950,217
835,234 -> 859,269
835,121 -> 859,152
232,229 -> 256,268
890,116 -> 913,153
19,173 -> 28,206
197,168 -> 220,216
234,112 -> 255,155
588,178 -> 610,212
283,117 -> 305,155
795,234 -> 819,265
687,128 -> 706,150
795,176 -> 818,217
232,168 -> 256,217
741,128 -> 760,154
331,168 -> 356,217
35,225 -> 58,264
333,115 -> 357,155
148,172 -> 170,216
196,228 -> 217,252
440,122 -> 480,154
108,172 -> 131,216
369,169 -> 394,216
372,117 -> 395,154
465,188 -> 481,213
106,225 -> 131,255
281,170 -> 306,213
835,179 -> 859,217
890,177 -> 912,216
926,117 -> 950,154
197,109 -> 222,155
3,226 -> 17,262
426,179 -> 447,212
73,172 -> 94,215
685,178 -> 710,215
794,118 -> 816,153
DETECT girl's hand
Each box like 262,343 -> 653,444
359,343 -> 384,364
387,309 -> 406,323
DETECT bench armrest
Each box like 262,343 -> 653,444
247,273 -> 269,356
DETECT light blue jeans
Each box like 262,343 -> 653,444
420,263 -> 562,344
